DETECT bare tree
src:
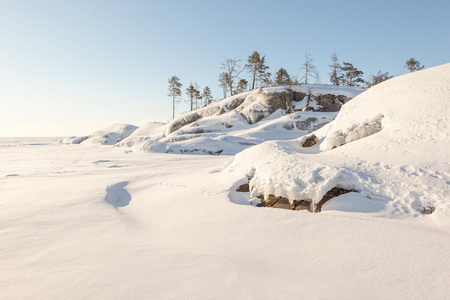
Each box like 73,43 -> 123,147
328,51 -> 342,85
218,72 -> 228,99
221,58 -> 244,96
300,51 -> 318,84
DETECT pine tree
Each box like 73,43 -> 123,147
275,68 -> 290,86
366,70 -> 393,87
261,72 -> 273,87
186,83 -> 196,111
194,82 -> 201,110
168,75 -> 182,119
405,58 -> 424,72
245,51 -> 269,90
202,86 -> 213,106
221,58 -> 244,96
301,51 -> 318,84
328,51 -> 342,86
236,79 -> 248,94
340,62 -> 364,87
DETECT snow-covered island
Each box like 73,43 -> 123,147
1,64 -> 449,299
63,84 -> 363,154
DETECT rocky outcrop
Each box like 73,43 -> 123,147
263,90 -> 306,113
165,105 -> 225,135
301,134 -> 318,147
236,183 -> 357,213
314,187 -> 357,212
314,94 -> 348,112
165,113 -> 202,135
255,195 -> 312,211
166,88 -> 355,135
225,97 -> 245,110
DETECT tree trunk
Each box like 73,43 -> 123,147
252,67 -> 256,90
172,94 -> 175,119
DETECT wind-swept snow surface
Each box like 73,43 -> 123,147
226,64 -> 450,218
1,139 -> 450,299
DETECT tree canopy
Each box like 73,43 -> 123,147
245,51 -> 269,90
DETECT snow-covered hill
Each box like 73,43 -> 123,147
66,85 -> 363,154
226,63 -> 450,218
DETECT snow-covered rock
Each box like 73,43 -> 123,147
117,122 -> 165,147
65,85 -> 362,154
226,64 -> 450,217
134,85 -> 362,154
64,124 -> 138,145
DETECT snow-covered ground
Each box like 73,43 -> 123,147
2,65 -> 450,299
1,138 -> 450,299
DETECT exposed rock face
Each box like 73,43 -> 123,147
314,187 -> 358,212
225,97 -> 245,110
236,183 -> 250,192
236,185 -> 357,213
302,134 -> 318,147
166,113 -> 202,135
422,205 -> 436,214
166,105 -> 224,135
295,117 -> 318,130
256,194 -> 311,211
314,94 -> 348,112
263,90 -> 306,113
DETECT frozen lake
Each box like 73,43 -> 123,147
1,139 -> 449,299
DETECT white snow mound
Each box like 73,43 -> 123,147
226,64 -> 450,218
63,124 -> 138,145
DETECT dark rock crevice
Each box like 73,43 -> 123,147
235,183 -> 358,213
314,187 -> 358,212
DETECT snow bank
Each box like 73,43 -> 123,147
118,122 -> 165,147
226,64 -> 450,217
65,124 -> 138,145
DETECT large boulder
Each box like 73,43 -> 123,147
314,94 -> 348,112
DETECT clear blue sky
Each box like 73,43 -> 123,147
1,0 -> 449,136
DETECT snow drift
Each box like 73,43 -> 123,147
226,64 -> 450,217
61,123 -> 138,145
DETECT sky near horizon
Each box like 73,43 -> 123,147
0,0 -> 449,137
